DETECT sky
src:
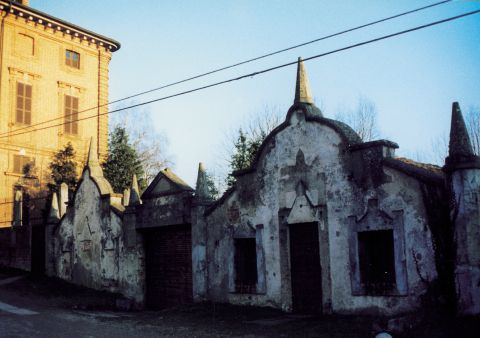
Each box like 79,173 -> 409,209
31,0 -> 480,186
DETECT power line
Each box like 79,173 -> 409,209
1,8 -> 478,140
0,0 -> 453,138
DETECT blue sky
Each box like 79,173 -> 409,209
33,0 -> 480,186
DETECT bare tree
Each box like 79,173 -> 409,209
213,104 -> 283,192
335,97 -> 380,142
416,132 -> 449,166
424,105 -> 480,166
401,105 -> 480,166
244,105 -> 283,144
110,103 -> 173,185
466,105 -> 480,155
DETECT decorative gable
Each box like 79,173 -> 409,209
142,168 -> 194,199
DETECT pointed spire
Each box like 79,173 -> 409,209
445,102 -> 480,171
48,192 -> 60,222
448,102 -> 474,158
87,137 -> 100,167
195,162 -> 210,201
129,174 -> 141,205
123,188 -> 131,206
86,136 -> 110,182
58,182 -> 68,217
294,57 -> 314,105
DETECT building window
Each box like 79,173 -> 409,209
13,155 -> 33,174
65,50 -> 80,69
64,95 -> 79,134
16,82 -> 32,125
358,230 -> 396,294
234,238 -> 257,293
15,33 -> 34,56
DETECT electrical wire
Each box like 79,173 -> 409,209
0,8 -> 478,140
0,0 -> 453,138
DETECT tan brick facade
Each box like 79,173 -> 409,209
0,1 -> 119,226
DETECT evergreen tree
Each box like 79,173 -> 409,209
205,172 -> 219,200
103,126 -> 146,193
49,142 -> 77,191
226,128 -> 265,187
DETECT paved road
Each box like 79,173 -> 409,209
0,270 -> 369,338
0,270 -> 478,337
0,271 -> 299,338
0,273 -> 158,337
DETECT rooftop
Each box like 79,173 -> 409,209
0,0 -> 120,51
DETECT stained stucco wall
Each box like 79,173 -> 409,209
201,108 -> 438,315
51,169 -> 144,305
451,168 -> 480,315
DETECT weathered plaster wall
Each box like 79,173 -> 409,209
51,169 -> 144,305
137,192 -> 192,229
205,111 -> 344,311
191,203 -> 208,301
332,167 -> 438,315
202,108 -> 438,315
451,169 -> 480,315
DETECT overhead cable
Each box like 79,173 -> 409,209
1,8 -> 478,140
0,0 -> 453,137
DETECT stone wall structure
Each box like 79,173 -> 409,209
39,59 -> 479,316
193,59 -> 442,315
444,103 -> 480,315
46,139 -> 144,306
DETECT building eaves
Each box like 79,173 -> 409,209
162,168 -> 194,192
383,157 -> 444,185
0,1 -> 120,51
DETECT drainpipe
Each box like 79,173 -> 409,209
97,49 -> 101,159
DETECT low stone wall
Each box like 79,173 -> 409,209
0,226 -> 31,271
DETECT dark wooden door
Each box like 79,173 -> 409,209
289,222 -> 322,313
145,224 -> 193,309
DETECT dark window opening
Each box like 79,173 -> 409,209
64,95 -> 78,134
65,50 -> 80,68
16,82 -> 32,125
358,230 -> 396,294
234,238 -> 257,293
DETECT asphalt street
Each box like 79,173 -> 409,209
0,269 -> 478,338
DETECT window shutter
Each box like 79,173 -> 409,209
24,85 -> 32,124
13,155 -> 21,173
72,97 -> 78,134
16,96 -> 23,123
15,83 -> 32,125
64,95 -> 78,134
64,95 -> 70,133
16,83 -> 24,123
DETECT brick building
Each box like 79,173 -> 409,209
0,0 -> 119,226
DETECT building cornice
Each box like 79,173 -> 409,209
0,1 -> 120,52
